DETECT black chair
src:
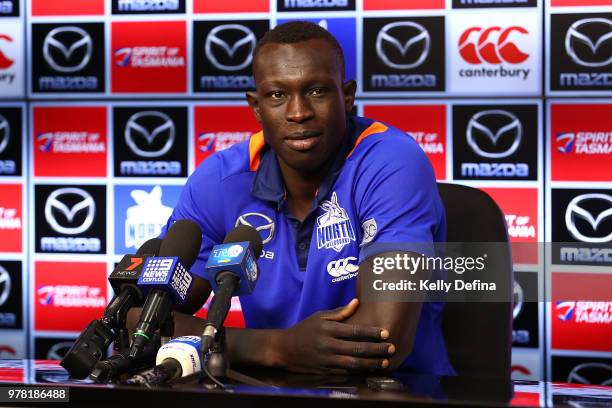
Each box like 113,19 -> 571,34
437,183 -> 513,380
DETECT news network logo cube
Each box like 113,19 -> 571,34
206,242 -> 258,295
138,256 -> 192,303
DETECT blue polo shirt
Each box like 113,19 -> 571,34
162,115 -> 454,375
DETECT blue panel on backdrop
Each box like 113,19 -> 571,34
114,184 -> 181,254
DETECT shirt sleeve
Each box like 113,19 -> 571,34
159,155 -> 225,280
355,134 -> 445,262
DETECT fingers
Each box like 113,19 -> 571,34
320,298 -> 359,322
326,338 -> 396,359
325,355 -> 390,372
322,320 -> 389,341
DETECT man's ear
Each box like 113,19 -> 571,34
342,80 -> 357,113
246,91 -> 262,123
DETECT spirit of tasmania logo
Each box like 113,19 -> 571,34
316,192 -> 356,252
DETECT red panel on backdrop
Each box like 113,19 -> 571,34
551,0 -> 612,5
194,105 -> 261,168
111,21 -> 187,93
364,0 -> 444,9
0,183 -> 22,253
193,0 -> 269,13
552,273 -> 612,352
33,106 -> 107,177
551,104 -> 612,182
480,187 -> 538,265
363,105 -> 446,180
34,261 -> 107,332
31,0 -> 104,16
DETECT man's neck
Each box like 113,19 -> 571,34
278,159 -> 330,222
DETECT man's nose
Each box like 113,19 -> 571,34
285,94 -> 314,123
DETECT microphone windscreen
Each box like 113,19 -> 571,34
136,237 -> 162,256
223,225 -> 263,258
159,220 -> 203,268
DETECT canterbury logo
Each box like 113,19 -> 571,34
327,257 -> 359,278
459,26 -> 529,65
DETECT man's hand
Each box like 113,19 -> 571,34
276,298 -> 396,375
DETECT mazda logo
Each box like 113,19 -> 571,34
43,26 -> 93,73
0,266 -> 11,307
565,18 -> 612,68
565,193 -> 612,244
125,111 -> 175,158
235,213 -> 274,245
567,363 -> 612,386
205,24 -> 256,72
44,188 -> 95,235
46,342 -> 74,360
376,21 -> 430,70
0,113 -> 9,155
466,110 -> 522,159
512,280 -> 523,320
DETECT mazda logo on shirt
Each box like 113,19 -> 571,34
125,111 -> 175,158
376,21 -> 430,70
0,113 -> 9,154
565,18 -> 612,68
0,266 -> 10,307
565,193 -> 612,243
44,188 -> 96,235
235,212 -> 275,245
466,110 -> 522,159
42,26 -> 93,73
205,24 -> 257,72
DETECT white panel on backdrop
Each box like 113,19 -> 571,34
0,20 -> 24,98
512,347 -> 543,381
0,331 -> 26,358
449,11 -> 540,95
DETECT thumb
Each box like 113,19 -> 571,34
320,298 -> 359,322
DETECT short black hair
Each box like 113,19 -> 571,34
253,21 -> 345,78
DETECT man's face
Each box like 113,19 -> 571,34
247,38 -> 356,174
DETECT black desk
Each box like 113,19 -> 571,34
1,360 -> 611,407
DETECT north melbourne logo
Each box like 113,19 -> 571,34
124,186 -> 172,250
43,27 -> 93,73
316,192 -> 356,252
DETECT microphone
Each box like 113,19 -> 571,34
201,225 -> 263,353
129,220 -> 202,359
125,336 -> 202,386
60,238 -> 162,379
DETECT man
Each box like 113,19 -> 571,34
149,21 -> 453,375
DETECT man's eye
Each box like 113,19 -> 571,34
310,88 -> 325,96
270,91 -> 284,99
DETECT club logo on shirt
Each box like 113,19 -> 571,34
316,192 -> 356,252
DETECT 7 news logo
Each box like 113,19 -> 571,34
31,23 -> 105,93
452,104 -> 538,180
552,189 -> 612,266
113,106 -> 188,177
550,13 -> 612,91
362,17 -> 445,92
34,185 -> 106,254
193,20 -> 269,92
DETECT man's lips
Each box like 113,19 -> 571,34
284,131 -> 322,152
